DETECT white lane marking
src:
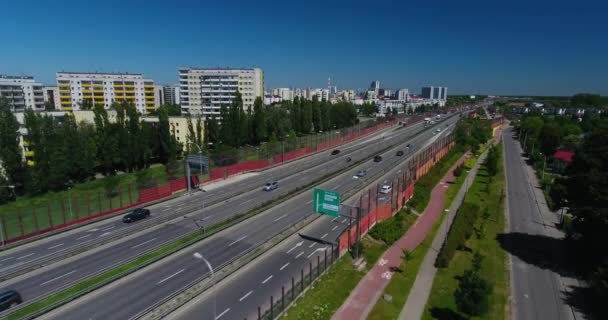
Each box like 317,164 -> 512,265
40,270 -> 77,286
332,217 -> 338,222
0,257 -> 14,262
101,226 -> 115,232
331,226 -> 338,231
273,214 -> 287,222
262,275 -> 274,284
76,234 -> 92,240
342,218 -> 347,223
48,243 -> 64,250
295,251 -> 304,259
157,268 -> 186,285
131,238 -> 157,249
228,235 -> 247,247
286,241 -> 304,254
305,200 -> 313,204
239,290 -> 253,302
98,232 -> 112,237
16,253 -> 35,260
216,308 -> 230,319
87,228 -> 98,232
309,242 -> 316,248
280,262 -> 290,271
321,233 -> 328,239
307,251 -> 318,258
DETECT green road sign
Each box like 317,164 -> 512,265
313,188 -> 341,217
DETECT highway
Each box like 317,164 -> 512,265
0,115 -> 447,316
40,116 -> 459,320
0,118 -> 406,280
503,127 -> 572,320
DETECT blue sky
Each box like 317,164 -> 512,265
1,0 -> 606,95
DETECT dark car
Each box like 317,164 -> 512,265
374,155 -> 383,162
355,170 -> 367,177
263,181 -> 278,191
331,149 -> 341,155
396,150 -> 404,156
0,290 -> 22,312
122,208 -> 151,223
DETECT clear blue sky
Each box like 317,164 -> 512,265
1,0 -> 606,95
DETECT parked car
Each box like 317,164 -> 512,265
0,290 -> 22,312
396,150 -> 404,156
379,185 -> 392,194
263,181 -> 278,191
374,155 -> 383,162
122,208 -> 151,223
331,149 -> 341,155
355,170 -> 367,177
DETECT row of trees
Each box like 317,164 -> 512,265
0,99 -> 180,202
455,115 -> 493,152
204,94 -> 359,149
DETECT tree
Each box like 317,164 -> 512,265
539,121 -> 562,156
454,269 -> 491,316
0,98 -> 25,194
311,96 -> 322,132
486,145 -> 499,177
252,97 -> 267,144
157,105 -> 177,165
205,115 -> 220,146
93,104 -> 118,176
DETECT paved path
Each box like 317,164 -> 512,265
398,149 -> 487,320
332,152 -> 469,320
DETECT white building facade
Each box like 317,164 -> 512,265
163,85 -> 180,105
56,72 -> 156,114
0,75 -> 45,112
179,67 -> 264,118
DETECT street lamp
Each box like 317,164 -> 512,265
193,252 -> 216,320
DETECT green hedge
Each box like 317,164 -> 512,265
369,209 -> 415,245
435,202 -> 480,268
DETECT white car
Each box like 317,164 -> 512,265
379,185 -> 392,194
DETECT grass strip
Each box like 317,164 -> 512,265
422,144 -> 507,320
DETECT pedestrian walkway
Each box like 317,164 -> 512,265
398,149 -> 487,320
332,152 -> 470,320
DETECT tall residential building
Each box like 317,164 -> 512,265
421,86 -> 448,101
163,85 -> 181,105
396,89 -> 409,101
179,67 -> 264,118
370,80 -> 380,91
56,72 -> 156,114
271,88 -> 293,101
154,85 -> 165,107
0,75 -> 45,112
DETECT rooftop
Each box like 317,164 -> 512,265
552,150 -> 575,163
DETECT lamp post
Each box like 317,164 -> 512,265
193,252 -> 216,319
0,185 -> 15,246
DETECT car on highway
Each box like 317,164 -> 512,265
122,208 -> 151,223
379,185 -> 392,194
406,143 -> 412,150
374,155 -> 383,162
355,170 -> 367,177
396,150 -> 404,156
436,128 -> 441,133
331,149 -> 341,155
0,289 -> 22,311
263,181 -> 278,191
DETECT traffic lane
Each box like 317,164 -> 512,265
45,126 -> 433,320
0,122 -> 406,271
504,129 -> 570,320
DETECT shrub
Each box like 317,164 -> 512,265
454,269 -> 492,316
435,203 -> 480,268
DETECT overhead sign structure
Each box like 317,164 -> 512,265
313,188 -> 341,217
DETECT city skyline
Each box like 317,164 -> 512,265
1,0 -> 607,95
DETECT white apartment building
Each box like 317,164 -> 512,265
154,85 -> 165,107
271,88 -> 293,101
43,86 -> 58,110
396,89 -> 409,101
163,85 -> 180,105
0,75 -> 45,111
56,72 -> 156,114
179,67 -> 264,118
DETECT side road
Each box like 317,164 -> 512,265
398,149 -> 487,319
331,151 -> 472,320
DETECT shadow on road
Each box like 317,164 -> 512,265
428,307 -> 467,320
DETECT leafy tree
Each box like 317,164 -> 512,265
311,96 -> 322,132
454,269 -> 492,316
205,115 -> 220,146
157,105 -> 178,165
252,97 -> 267,144
93,104 -> 118,176
0,98 -> 25,194
539,122 -> 562,156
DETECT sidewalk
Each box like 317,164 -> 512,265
398,149 -> 487,320
332,152 -> 470,320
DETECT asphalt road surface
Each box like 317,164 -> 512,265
503,127 -> 572,320
0,115 -> 455,316
41,118 -> 458,320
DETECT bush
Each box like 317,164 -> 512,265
435,203 -> 480,268
369,210 -> 411,245
454,269 -> 492,316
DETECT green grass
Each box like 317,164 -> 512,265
0,165 -> 173,240
282,238 -> 387,320
422,145 -> 508,320
367,150 -> 474,320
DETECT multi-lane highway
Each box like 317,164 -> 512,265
1,115 -> 447,316
40,116 -> 459,320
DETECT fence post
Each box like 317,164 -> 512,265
1,215 -> 8,244
301,269 -> 304,291
32,207 -> 39,232
270,295 -> 274,319
86,194 -> 91,217
324,249 -> 328,270
331,244 -> 335,262
281,286 -> 285,311
128,184 -> 133,204
258,306 -> 261,320
98,191 -> 102,213
47,201 -> 53,227
317,255 -> 320,277
291,277 -> 295,301
17,209 -> 24,236
60,200 -> 66,224
309,262 -> 313,283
